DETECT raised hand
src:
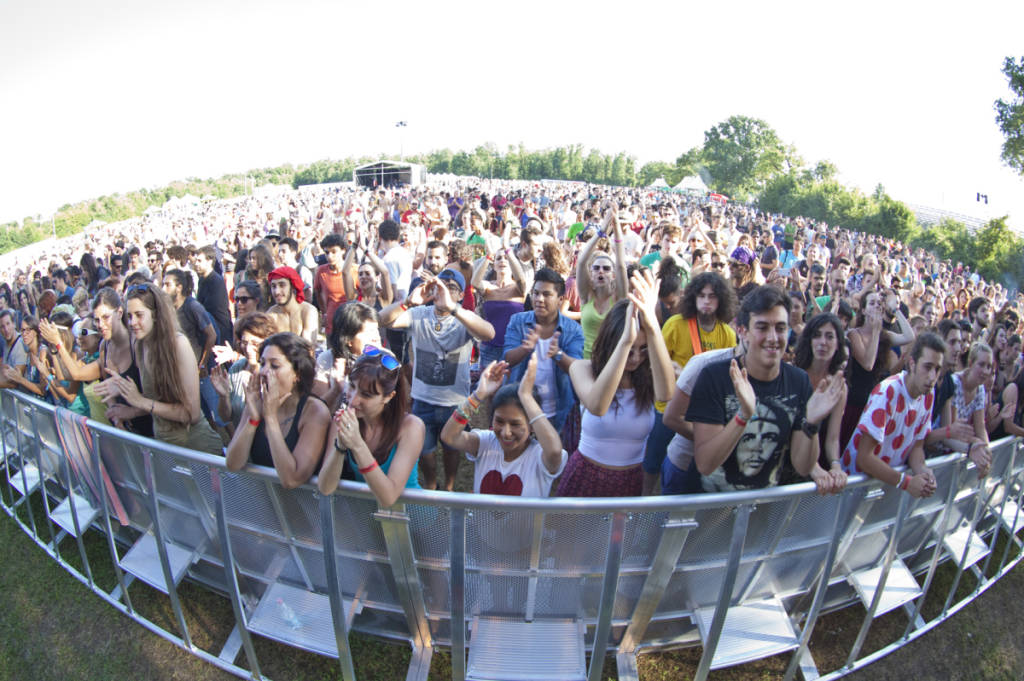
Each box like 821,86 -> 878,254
729,359 -> 756,420
431,280 -> 457,314
37,319 -> 62,347
210,364 -> 230,398
211,343 -> 238,366
619,301 -> 639,349
627,269 -> 660,331
476,360 -> 509,400
806,371 -> 845,425
519,350 -> 539,401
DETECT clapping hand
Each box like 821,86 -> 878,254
806,370 -> 846,425
729,359 -> 756,420
476,360 -> 509,400
333,407 -> 363,450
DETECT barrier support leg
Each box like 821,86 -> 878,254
693,503 -> 752,681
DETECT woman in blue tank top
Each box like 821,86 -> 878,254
318,347 -> 425,506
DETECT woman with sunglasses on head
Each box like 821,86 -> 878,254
318,347 -> 425,506
33,310 -> 89,415
440,352 -> 566,497
38,287 -> 150,433
575,207 -> 628,359
95,283 -> 222,454
225,332 -> 329,487
557,270 -> 675,497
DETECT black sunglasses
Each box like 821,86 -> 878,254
234,295 -> 254,304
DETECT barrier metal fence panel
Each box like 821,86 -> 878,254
2,389 -> 1023,681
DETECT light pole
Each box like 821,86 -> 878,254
395,121 -> 407,161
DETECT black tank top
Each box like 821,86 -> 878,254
250,394 -> 320,470
102,339 -> 154,437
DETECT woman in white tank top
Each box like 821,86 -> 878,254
558,271 -> 675,497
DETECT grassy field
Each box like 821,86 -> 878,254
2,484 -> 1023,681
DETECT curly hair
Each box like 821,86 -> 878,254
259,332 -> 316,396
794,313 -> 847,375
678,271 -> 737,322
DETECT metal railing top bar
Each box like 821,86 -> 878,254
6,390 -> 983,514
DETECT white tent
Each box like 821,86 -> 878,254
648,177 -> 669,189
674,175 -> 709,194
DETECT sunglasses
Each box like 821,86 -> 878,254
711,262 -> 725,269
234,295 -> 254,304
591,265 -> 612,272
362,345 -> 400,371
80,327 -> 99,337
126,284 -> 150,295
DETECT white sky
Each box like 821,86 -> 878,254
2,0 -> 1023,230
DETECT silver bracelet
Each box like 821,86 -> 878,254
528,413 -> 546,425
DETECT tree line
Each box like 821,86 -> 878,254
4,100 -> 1023,290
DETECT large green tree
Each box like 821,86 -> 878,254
700,116 -> 791,200
995,56 -> 1024,174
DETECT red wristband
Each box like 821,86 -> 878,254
900,474 -> 910,491
358,460 -> 379,475
248,418 -> 260,427
734,413 -> 748,427
452,410 -> 469,426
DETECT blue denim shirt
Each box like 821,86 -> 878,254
502,311 -> 583,432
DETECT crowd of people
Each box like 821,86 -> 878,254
1,177 -> 1020,505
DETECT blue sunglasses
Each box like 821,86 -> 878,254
363,345 -> 400,371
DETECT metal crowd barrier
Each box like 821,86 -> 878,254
2,388 -> 1023,681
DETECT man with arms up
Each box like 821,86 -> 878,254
380,268 -> 495,491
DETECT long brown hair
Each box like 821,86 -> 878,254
589,299 -> 654,411
349,352 -> 410,462
125,282 -> 188,408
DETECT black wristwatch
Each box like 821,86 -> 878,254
800,419 -> 821,437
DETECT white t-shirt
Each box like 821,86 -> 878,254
382,245 -> 413,298
467,429 -> 566,497
408,306 -> 473,406
533,337 -> 558,418
665,348 -> 734,471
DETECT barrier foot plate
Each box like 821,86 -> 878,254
119,532 -> 192,594
616,651 -> 639,681
9,464 -> 40,497
694,596 -> 800,670
943,522 -> 990,568
848,559 -> 923,616
49,494 -> 100,538
248,581 -> 351,658
466,616 -> 586,681
995,498 -> 1022,533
